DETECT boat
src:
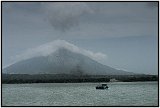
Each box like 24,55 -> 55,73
96,84 -> 108,89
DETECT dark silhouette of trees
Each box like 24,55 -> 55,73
2,74 -> 158,84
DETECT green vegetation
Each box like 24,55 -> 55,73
2,74 -> 158,84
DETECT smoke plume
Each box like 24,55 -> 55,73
42,2 -> 93,32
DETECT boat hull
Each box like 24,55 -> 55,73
96,86 -> 108,89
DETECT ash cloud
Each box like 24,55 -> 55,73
11,40 -> 107,64
42,2 -> 93,32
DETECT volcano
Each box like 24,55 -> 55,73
3,40 -> 134,75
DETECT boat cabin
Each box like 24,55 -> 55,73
96,83 -> 108,89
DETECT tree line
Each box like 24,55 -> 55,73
2,74 -> 158,84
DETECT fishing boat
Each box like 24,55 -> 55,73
96,84 -> 108,89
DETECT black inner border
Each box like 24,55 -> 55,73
1,1 -> 159,107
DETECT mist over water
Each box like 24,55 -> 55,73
2,82 -> 158,106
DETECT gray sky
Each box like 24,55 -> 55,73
2,2 -> 158,75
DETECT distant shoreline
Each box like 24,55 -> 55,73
2,74 -> 158,84
2,81 -> 158,84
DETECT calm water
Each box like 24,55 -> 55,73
2,82 -> 158,106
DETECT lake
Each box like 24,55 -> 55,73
2,81 -> 158,106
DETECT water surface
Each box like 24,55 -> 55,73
2,82 -> 158,106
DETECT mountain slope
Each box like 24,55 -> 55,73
3,47 -> 134,75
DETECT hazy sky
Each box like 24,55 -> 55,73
2,2 -> 158,74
